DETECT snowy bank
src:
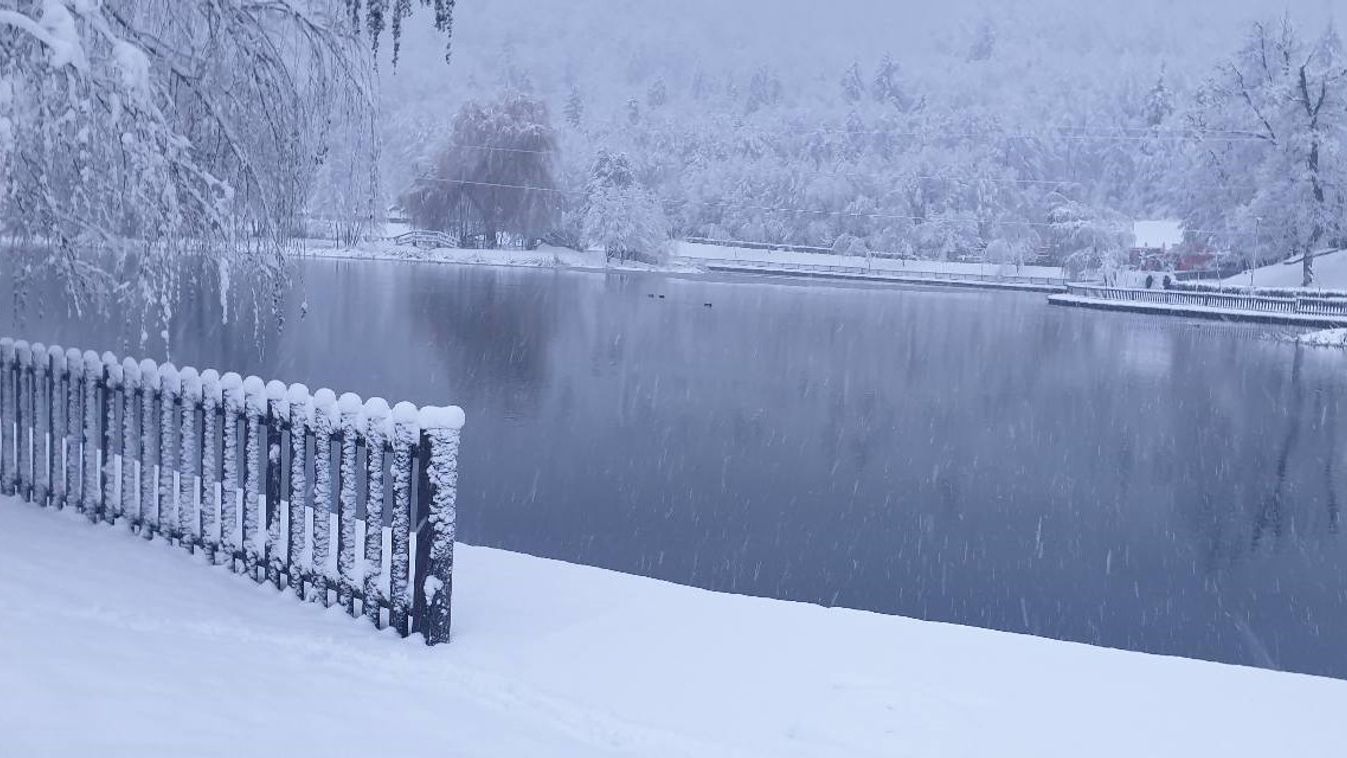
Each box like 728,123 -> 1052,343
1299,328 -> 1347,348
675,240 -> 1067,280
2,502 -> 1344,757
303,240 -> 700,274
1223,248 -> 1347,291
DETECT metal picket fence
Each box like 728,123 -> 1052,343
0,337 -> 464,645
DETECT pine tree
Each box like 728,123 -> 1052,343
1144,66 -> 1174,127
627,97 -> 641,125
872,54 -> 909,109
647,78 -> 669,109
841,62 -> 864,103
564,86 -> 584,128
746,68 -> 782,113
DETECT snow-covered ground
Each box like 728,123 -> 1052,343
674,241 -> 1067,280
1223,249 -> 1347,290
302,240 -> 699,274
3,502 -> 1345,757
302,237 -> 1069,282
1299,328 -> 1347,348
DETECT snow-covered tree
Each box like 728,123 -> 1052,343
1145,66 -> 1175,127
564,85 -> 584,128
400,92 -> 560,248
872,54 -> 916,111
0,0 -> 457,316
583,150 -> 668,262
647,77 -> 668,109
1181,17 -> 1347,285
840,62 -> 864,103
1045,199 -> 1133,275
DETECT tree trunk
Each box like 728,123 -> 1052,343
1303,249 -> 1315,287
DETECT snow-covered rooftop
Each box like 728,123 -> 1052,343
1133,220 -> 1185,249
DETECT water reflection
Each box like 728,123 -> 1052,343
4,260 -> 1346,678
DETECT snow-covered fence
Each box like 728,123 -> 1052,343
0,338 -> 465,645
392,230 -> 458,249
1065,284 -> 1347,318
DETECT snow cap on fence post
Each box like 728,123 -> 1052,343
242,375 -> 266,414
265,380 -> 289,413
102,352 -> 121,387
364,397 -> 392,439
200,369 -> 220,397
121,357 -> 139,388
220,371 -> 243,396
50,344 -> 66,372
180,366 -> 201,402
286,383 -> 311,410
418,405 -> 464,645
15,339 -> 31,365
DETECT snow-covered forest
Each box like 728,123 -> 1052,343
382,0 -> 1346,279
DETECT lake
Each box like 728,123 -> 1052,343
6,258 -> 1346,679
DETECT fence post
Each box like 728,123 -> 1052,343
121,359 -> 141,531
15,341 -> 32,501
179,368 -> 201,552
389,402 -> 418,636
286,384 -> 311,597
412,432 -> 431,634
159,365 -> 181,542
418,406 -> 464,645
138,358 -> 159,538
311,389 -> 338,606
363,398 -> 391,629
32,344 -> 48,508
48,346 -> 65,509
242,376 -> 266,583
1,338 -> 15,497
199,370 -> 221,563
80,351 -> 102,522
265,380 -> 288,590
337,392 -> 363,616
220,372 -> 243,570
65,348 -> 84,515
101,353 -> 120,523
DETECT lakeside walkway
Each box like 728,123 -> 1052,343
1049,284 -> 1347,328
698,260 -> 1067,292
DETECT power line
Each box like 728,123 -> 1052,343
436,124 -> 1267,159
400,176 -> 1245,238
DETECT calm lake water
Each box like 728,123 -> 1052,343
6,258 -> 1347,678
